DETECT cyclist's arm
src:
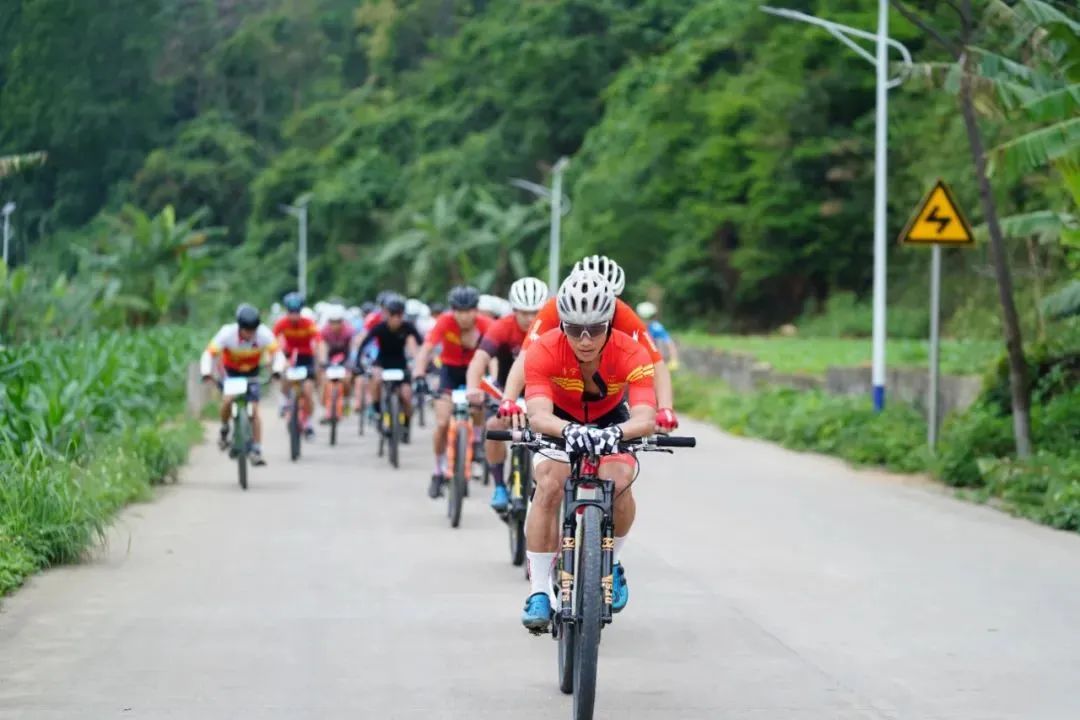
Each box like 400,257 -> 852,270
501,351 -> 527,401
653,360 -> 673,409
199,347 -> 217,377
413,342 -> 435,376
525,395 -> 568,438
466,348 -> 492,391
405,334 -> 420,359
618,403 -> 656,441
315,334 -> 328,366
665,338 -> 679,366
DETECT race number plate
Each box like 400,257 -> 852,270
325,365 -> 347,380
382,368 -> 405,382
451,388 -> 468,405
285,366 -> 308,381
222,377 -> 250,397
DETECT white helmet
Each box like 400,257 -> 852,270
636,301 -> 657,319
325,304 -> 346,322
557,270 -> 616,326
300,306 -> 316,320
405,298 -> 429,319
478,294 -> 507,317
573,255 -> 625,297
508,276 -> 549,311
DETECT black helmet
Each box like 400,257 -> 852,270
360,301 -> 376,316
384,294 -> 406,315
236,303 -> 260,330
283,291 -> 304,312
448,285 -> 480,310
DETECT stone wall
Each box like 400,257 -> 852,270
680,345 -> 983,418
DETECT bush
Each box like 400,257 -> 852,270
797,292 -> 928,339
979,453 -> 1080,531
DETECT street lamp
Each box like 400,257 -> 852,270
509,156 -> 571,291
761,4 -> 911,411
280,193 -> 312,298
2,202 -> 15,267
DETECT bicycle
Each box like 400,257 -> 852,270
283,362 -> 310,461
445,386 -> 481,528
322,354 -> 349,447
499,399 -> 531,571
218,375 -> 272,490
486,428 -> 696,720
377,368 -> 408,469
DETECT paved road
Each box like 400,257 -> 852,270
2,413 -> 1079,720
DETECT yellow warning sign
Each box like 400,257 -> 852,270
900,180 -> 975,246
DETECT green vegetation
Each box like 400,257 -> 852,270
679,332 -> 1000,376
0,328 -> 202,595
674,369 -> 1080,531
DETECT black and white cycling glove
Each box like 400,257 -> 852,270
587,425 -> 624,455
562,423 -> 595,455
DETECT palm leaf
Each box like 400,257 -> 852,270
1018,84 -> 1080,122
0,152 -> 47,179
988,116 -> 1080,175
1042,279 -> 1080,319
374,230 -> 427,264
979,210 -> 1079,240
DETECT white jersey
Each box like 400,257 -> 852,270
200,323 -> 283,375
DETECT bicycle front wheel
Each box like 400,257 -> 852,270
448,422 -> 468,528
329,385 -> 340,446
388,391 -> 401,469
572,505 -> 603,719
289,390 -> 301,461
234,412 -> 248,491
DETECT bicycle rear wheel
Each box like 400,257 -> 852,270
572,505 -> 603,719
448,422 -> 467,528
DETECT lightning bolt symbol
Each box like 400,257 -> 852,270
926,206 -> 951,234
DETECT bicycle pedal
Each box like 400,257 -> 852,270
527,625 -> 549,637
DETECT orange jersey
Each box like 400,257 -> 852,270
522,298 -> 662,364
273,316 -> 319,356
425,312 -> 493,367
524,328 -> 656,423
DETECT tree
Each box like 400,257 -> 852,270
893,0 -> 1041,457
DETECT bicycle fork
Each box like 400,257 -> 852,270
559,464 -> 616,627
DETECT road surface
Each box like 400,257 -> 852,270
1,414 -> 1078,719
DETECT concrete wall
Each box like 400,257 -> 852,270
680,345 -> 983,418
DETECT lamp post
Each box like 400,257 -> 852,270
2,202 -> 15,267
280,194 -> 312,297
510,156 -> 571,291
761,4 -> 911,411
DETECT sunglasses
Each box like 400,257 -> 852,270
562,321 -> 609,340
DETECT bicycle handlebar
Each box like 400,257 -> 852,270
485,429 -> 696,450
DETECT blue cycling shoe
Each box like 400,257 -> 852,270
490,485 -> 510,512
521,592 -> 553,632
612,563 -> 629,613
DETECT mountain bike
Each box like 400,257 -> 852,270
377,368 -> 408,469
322,354 -> 349,447
218,375 -> 271,490
499,400 -> 531,570
487,428 -> 696,720
283,362 -> 309,461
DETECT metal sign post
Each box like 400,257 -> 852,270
280,193 -> 312,298
509,158 -> 572,290
899,179 -> 974,451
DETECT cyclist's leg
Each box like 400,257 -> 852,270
522,455 -> 571,625
369,366 -> 383,408
433,394 -> 451,464
486,414 -> 509,484
599,455 -> 636,611
399,374 -> 413,416
353,371 -> 366,411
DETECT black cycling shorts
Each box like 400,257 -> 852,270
439,364 -> 469,395
554,402 -> 630,428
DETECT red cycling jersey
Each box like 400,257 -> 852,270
479,314 -> 529,387
522,297 -> 663,364
524,328 -> 656,423
273,316 -> 319,357
425,311 -> 493,368
318,322 -> 356,354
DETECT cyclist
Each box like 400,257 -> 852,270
515,271 -> 657,631
273,291 -> 319,438
316,304 -> 356,421
466,277 -> 548,511
500,255 -> 679,435
413,285 -> 493,499
636,301 -> 680,370
200,304 -> 285,466
356,294 -> 422,439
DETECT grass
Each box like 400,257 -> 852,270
679,332 -> 1000,376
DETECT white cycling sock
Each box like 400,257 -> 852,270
435,453 -> 448,475
527,552 -> 556,597
613,535 -> 627,565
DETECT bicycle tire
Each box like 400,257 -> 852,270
330,385 -> 340,446
234,412 -> 248,491
388,391 -> 400,469
508,447 -> 527,566
449,422 -> 467,528
358,389 -> 366,436
417,393 -> 426,427
557,551 -> 576,693
289,390 -> 301,461
572,505 -> 603,719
